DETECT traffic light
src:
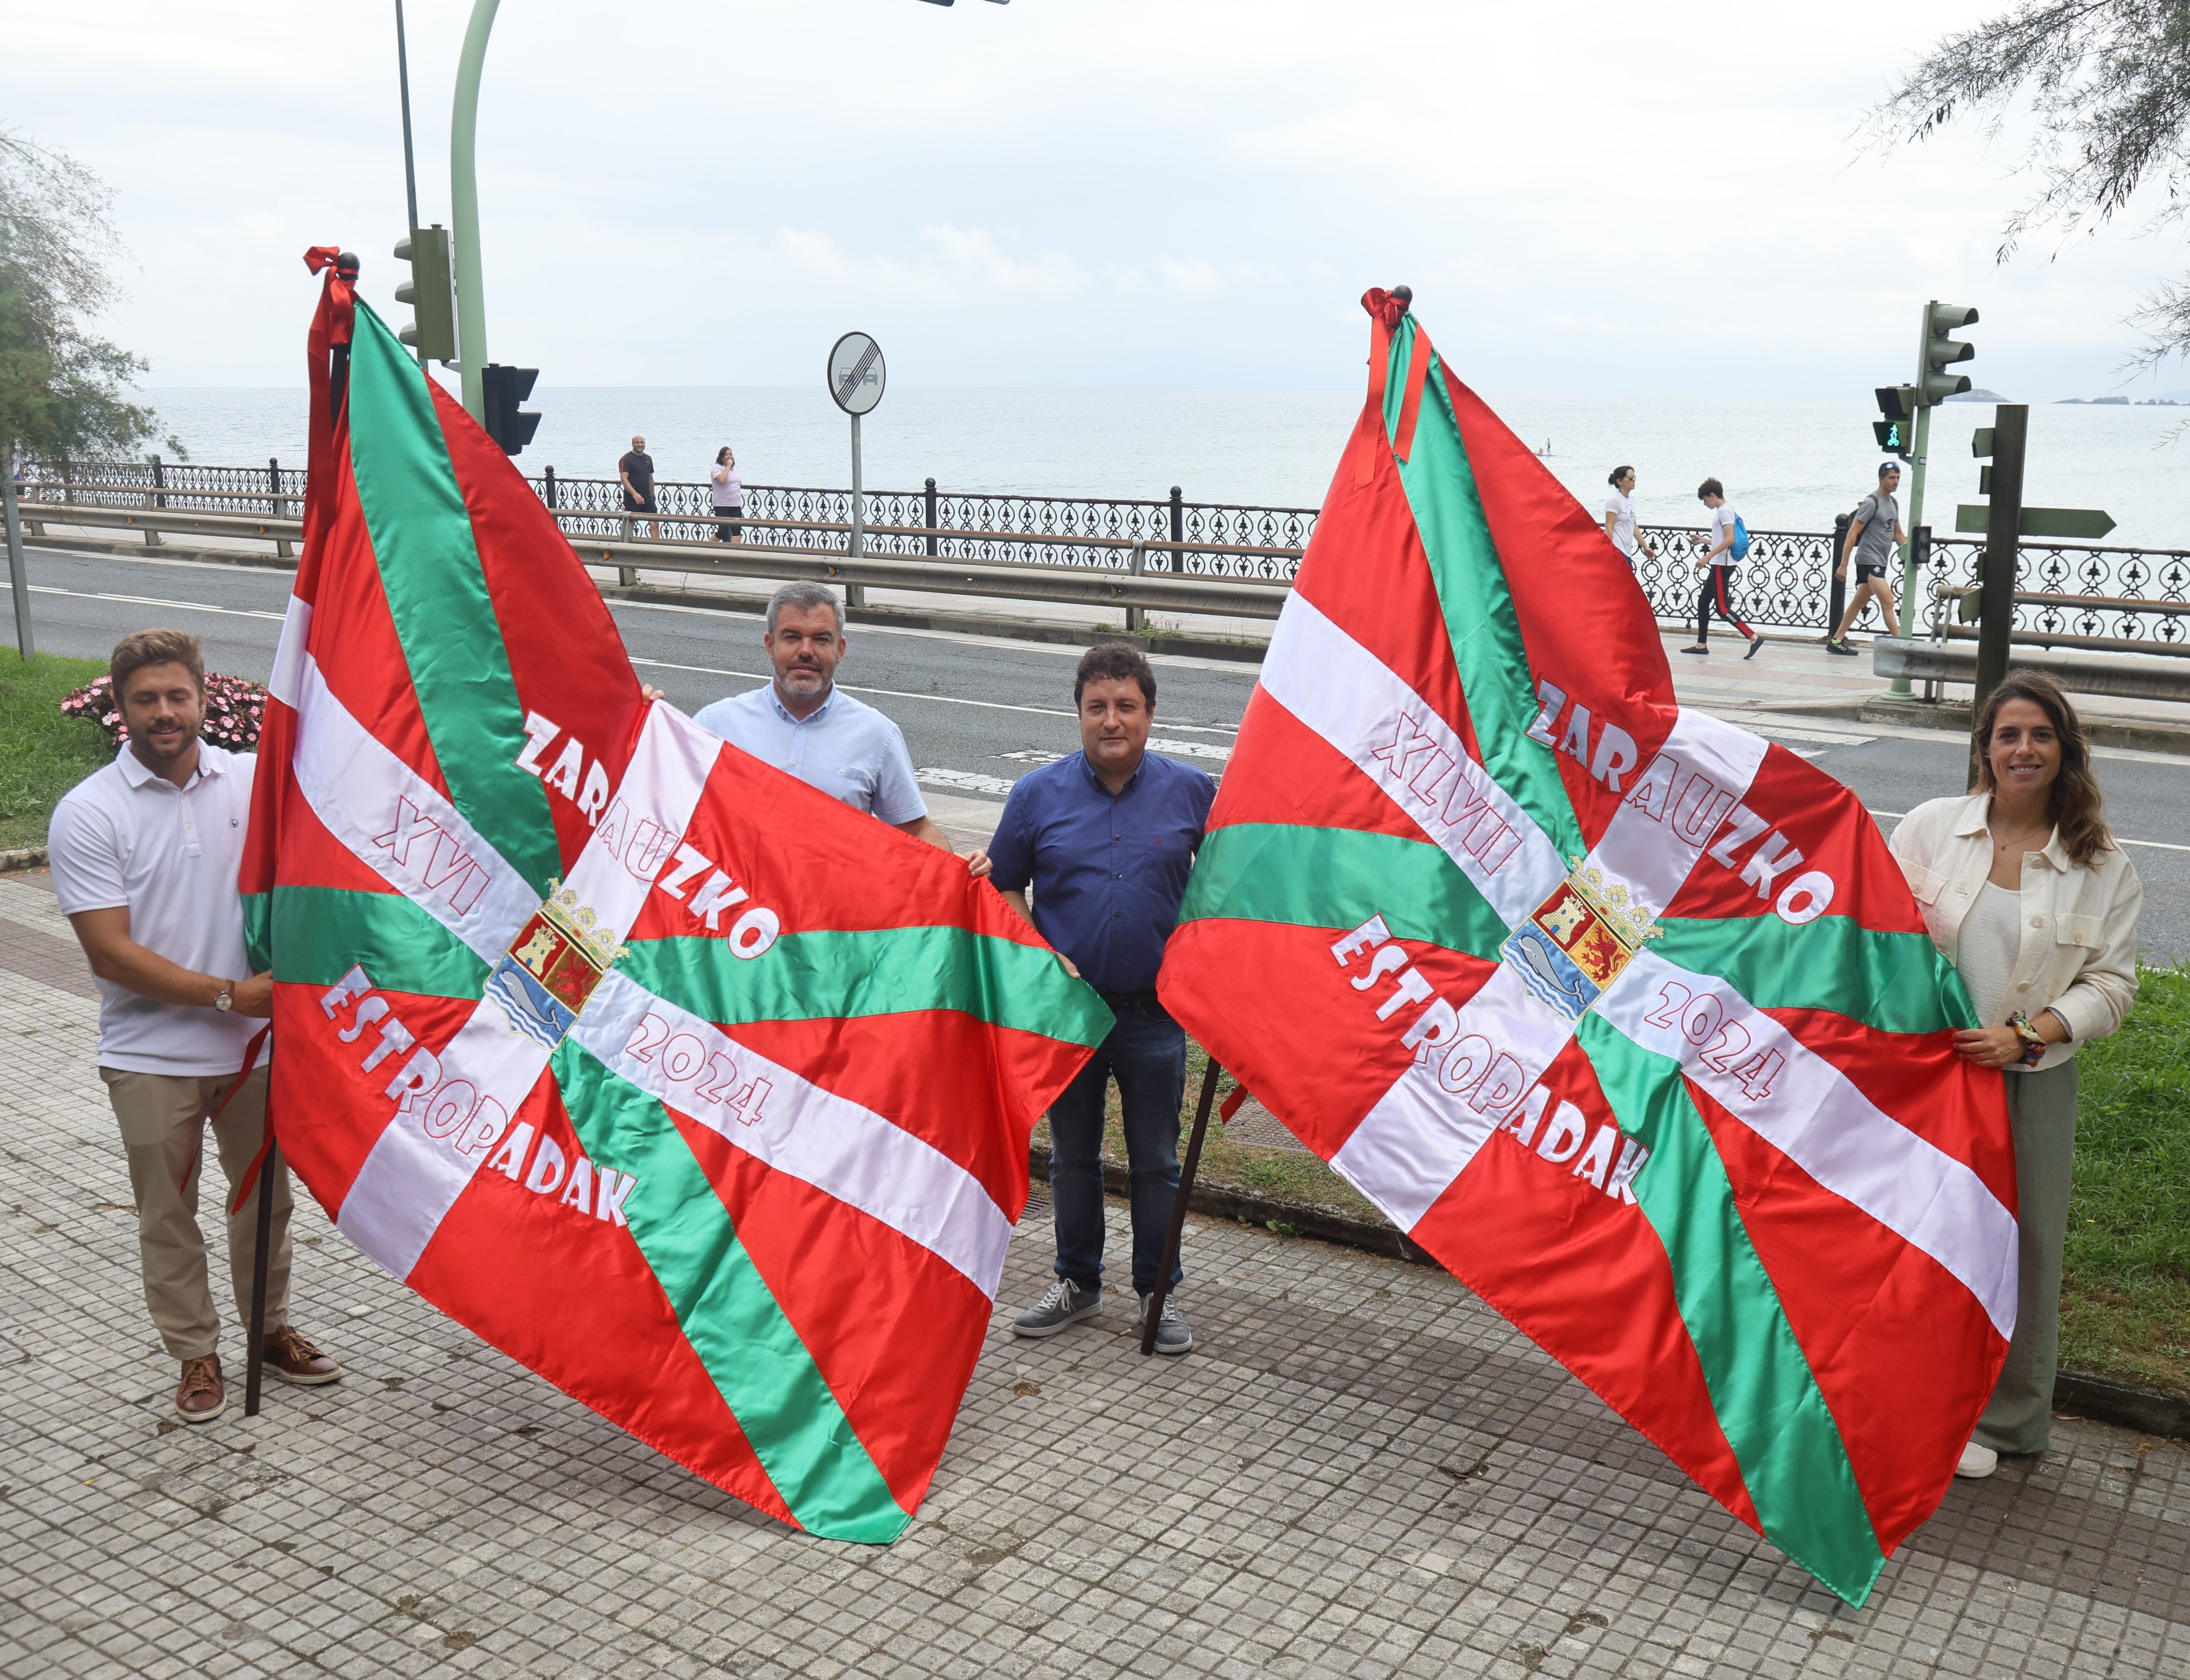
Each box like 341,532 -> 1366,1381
1872,385 -> 1917,457
480,364 -> 541,455
1917,301 -> 1978,407
393,226 -> 456,363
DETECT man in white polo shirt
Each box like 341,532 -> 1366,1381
693,581 -> 976,863
49,628 -> 340,1425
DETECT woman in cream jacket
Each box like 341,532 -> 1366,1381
1890,671 -> 2142,1481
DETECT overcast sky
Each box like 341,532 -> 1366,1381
10,0 -> 2190,398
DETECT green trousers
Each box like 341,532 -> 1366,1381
1974,1058 -> 2079,1457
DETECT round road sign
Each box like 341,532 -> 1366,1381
827,332 -> 886,416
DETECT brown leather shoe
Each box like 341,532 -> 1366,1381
175,1354 -> 226,1424
262,1326 -> 342,1386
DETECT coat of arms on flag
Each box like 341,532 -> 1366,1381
1158,288 -> 2020,1606
240,251 -> 1111,1541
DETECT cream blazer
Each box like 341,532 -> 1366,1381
1889,794 -> 2142,1070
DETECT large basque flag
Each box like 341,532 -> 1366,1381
239,253 -> 1110,1540
1158,290 -> 2018,1605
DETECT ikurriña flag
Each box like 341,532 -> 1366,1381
1157,288 -> 2017,1605
239,251 -> 1111,1540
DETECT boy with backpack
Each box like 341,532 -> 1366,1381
1681,477 -> 1763,658
1826,463 -> 1907,655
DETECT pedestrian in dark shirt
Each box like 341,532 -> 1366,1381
984,644 -> 1216,1354
1827,462 -> 1907,655
619,434 -> 655,539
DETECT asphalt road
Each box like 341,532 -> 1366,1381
20,544 -> 2189,964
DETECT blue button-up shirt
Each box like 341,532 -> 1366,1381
690,685 -> 927,823
987,750 -> 1216,995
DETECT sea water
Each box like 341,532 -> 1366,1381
133,386 -> 2190,547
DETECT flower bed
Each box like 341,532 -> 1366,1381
59,673 -> 268,752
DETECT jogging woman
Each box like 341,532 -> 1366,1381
1681,478 -> 1762,658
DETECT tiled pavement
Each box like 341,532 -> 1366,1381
3,869 -> 2187,1680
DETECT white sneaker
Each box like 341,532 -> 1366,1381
1954,1440 -> 1998,1479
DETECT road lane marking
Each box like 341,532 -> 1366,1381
1864,811 -> 2187,853
29,584 -> 286,622
627,657 -> 1242,734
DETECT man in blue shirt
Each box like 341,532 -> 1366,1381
692,582 -> 959,854
987,644 -> 1215,1354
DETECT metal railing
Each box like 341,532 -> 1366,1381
531,474 -> 1311,581
1918,537 -> 2190,654
20,459 -> 2190,648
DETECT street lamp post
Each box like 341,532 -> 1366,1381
451,0 -> 501,421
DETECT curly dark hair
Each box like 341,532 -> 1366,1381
1972,670 -> 2114,867
1073,642 -> 1155,708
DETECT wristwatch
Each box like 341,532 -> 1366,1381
214,985 -> 234,1013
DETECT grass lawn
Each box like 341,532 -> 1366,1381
1057,972 -> 2190,1399
0,652 -> 113,852
2060,961 -> 2190,1397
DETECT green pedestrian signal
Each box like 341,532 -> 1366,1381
1872,385 -> 1916,458
393,226 -> 456,363
1917,302 -> 1977,407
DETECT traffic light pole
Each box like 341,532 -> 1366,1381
393,0 -> 427,370
451,0 -> 501,422
4,452 -> 33,659
1891,398 -> 1933,697
1972,404 -> 2028,719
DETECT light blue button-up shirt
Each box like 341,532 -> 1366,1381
690,684 -> 928,823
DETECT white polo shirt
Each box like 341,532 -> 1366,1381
48,742 -> 264,1077
690,685 -> 927,824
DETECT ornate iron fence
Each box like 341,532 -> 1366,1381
1915,536 -> 2190,654
530,474 -> 1315,577
26,458 -> 2190,647
1626,526 -> 1848,633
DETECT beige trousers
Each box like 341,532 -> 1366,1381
99,1065 -> 292,1361
1975,1058 -> 2079,1457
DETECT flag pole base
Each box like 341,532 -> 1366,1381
244,1142 -> 279,1417
1141,1056 -> 1222,1356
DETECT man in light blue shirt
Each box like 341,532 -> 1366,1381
692,581 -> 958,853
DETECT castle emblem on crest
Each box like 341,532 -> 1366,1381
485,881 -> 626,1050
1502,859 -> 1662,1023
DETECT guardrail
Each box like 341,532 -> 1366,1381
1873,638 -> 2190,702
15,502 -> 1291,621
20,461 -> 2190,647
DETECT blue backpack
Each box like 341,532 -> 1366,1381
1730,514 -> 1752,562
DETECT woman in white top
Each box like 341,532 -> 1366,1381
1888,671 -> 2142,1481
710,446 -> 744,544
1602,465 -> 1657,566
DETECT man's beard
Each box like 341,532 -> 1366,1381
135,718 -> 201,760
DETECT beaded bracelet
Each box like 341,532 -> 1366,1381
2007,1012 -> 2048,1067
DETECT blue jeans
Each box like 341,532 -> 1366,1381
1047,998 -> 1186,1296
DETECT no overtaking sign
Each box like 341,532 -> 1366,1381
828,333 -> 886,416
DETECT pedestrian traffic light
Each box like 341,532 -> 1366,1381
392,226 -> 456,363
480,364 -> 541,455
1916,302 -> 1978,407
1872,385 -> 1917,458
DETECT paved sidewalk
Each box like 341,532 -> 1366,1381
3,872 -> 2187,1680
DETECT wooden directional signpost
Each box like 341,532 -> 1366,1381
1955,405 -> 2114,712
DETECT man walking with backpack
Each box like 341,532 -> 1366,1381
1826,463 -> 1907,655
1681,477 -> 1763,658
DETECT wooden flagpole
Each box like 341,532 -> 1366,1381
243,1141 -> 278,1417
1140,1056 -> 1223,1356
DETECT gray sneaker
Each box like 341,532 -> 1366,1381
1012,1277 -> 1101,1337
1138,1292 -> 1193,1355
